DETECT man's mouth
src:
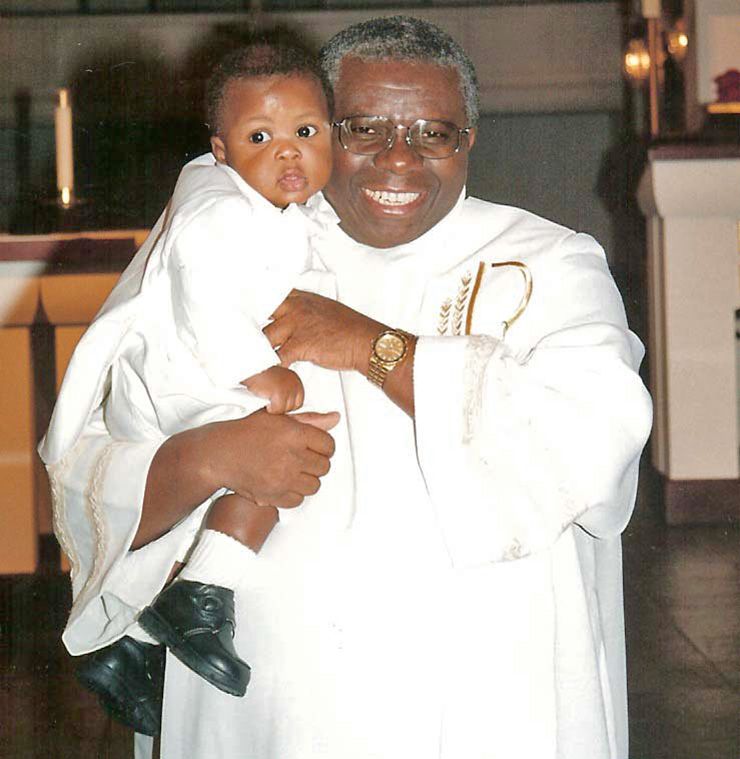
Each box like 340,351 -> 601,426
362,189 -> 421,207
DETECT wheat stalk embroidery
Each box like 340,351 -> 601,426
438,298 -> 452,335
437,272 -> 473,335
452,272 -> 472,335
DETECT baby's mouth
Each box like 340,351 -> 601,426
278,170 -> 307,191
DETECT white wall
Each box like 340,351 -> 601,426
1,3 -> 627,268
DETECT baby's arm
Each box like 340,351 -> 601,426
243,366 -> 304,414
170,198 -> 298,389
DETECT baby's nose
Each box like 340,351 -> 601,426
276,139 -> 301,159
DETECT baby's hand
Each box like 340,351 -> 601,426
243,366 -> 305,414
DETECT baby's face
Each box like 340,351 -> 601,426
211,74 -> 332,208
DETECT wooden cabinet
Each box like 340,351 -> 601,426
0,231 -> 145,573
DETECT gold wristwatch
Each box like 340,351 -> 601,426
367,328 -> 413,388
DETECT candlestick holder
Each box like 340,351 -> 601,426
49,189 -> 87,209
36,192 -> 92,233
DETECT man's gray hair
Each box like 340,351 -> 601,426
319,15 -> 480,126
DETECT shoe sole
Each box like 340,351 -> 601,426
139,607 -> 248,697
77,661 -> 160,736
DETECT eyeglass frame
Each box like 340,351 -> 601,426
332,115 -> 473,160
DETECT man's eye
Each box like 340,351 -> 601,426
351,125 -> 378,138
297,125 -> 318,138
249,130 -> 271,144
422,128 -> 452,143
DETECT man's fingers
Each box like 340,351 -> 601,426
300,449 -> 332,478
293,411 -> 340,432
274,492 -> 304,510
277,336 -> 305,367
269,288 -> 305,320
262,318 -> 287,349
295,473 -> 321,496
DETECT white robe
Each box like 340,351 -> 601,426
41,189 -> 652,759
105,155 -> 309,440
39,153 -> 354,649
42,153 -> 346,447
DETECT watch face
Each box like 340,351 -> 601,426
375,332 -> 407,362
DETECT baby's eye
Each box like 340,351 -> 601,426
249,130 -> 271,144
296,125 -> 318,138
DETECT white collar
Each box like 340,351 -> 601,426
215,157 -> 311,226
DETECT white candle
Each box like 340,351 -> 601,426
641,0 -> 661,18
54,88 -> 74,200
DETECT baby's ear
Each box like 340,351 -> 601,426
210,135 -> 227,164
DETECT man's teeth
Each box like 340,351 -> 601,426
363,189 -> 420,206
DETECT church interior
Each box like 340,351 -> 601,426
0,0 -> 738,756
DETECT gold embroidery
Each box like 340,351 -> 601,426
48,453 -> 81,582
452,272 -> 472,335
438,272 -> 474,336
438,298 -> 452,335
465,261 -> 533,337
74,442 -> 114,610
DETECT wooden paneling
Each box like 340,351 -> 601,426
0,328 -> 38,573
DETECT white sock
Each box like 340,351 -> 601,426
178,528 -> 258,590
127,621 -> 159,645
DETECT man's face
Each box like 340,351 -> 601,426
324,57 -> 475,249
211,75 -> 332,209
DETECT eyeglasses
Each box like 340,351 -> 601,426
332,115 -> 472,160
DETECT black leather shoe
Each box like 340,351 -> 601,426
76,636 -> 164,736
139,580 -> 250,697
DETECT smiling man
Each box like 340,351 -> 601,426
42,16 -> 651,759
325,56 -> 474,248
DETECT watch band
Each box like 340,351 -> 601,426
367,358 -> 391,387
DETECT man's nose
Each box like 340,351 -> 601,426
373,128 -> 422,173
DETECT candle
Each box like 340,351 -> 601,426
54,88 -> 74,202
640,0 -> 661,18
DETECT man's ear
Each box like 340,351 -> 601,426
466,127 -> 477,151
210,135 -> 227,164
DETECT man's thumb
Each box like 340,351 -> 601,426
292,411 -> 340,431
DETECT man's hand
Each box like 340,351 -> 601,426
264,290 -> 384,374
209,410 -> 339,508
136,409 -> 338,547
265,289 -> 417,418
243,366 -> 305,414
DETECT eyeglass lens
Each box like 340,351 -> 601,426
339,116 -> 466,159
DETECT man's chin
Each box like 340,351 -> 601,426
348,197 -> 434,248
341,213 -> 425,249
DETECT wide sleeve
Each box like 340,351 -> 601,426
49,410 -> 210,655
413,234 -> 653,568
168,197 -> 305,387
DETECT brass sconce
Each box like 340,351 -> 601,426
622,7 -> 689,139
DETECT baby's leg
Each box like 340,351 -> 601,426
204,493 -> 278,553
176,493 -> 277,590
138,495 -> 277,697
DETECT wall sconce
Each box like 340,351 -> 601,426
623,23 -> 688,85
622,12 -> 689,139
666,22 -> 689,62
624,38 -> 652,84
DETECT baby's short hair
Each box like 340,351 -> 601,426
206,35 -> 331,135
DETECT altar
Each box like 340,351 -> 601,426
0,231 -> 146,573
638,144 -> 740,523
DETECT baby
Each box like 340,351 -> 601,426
72,39 -> 343,735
